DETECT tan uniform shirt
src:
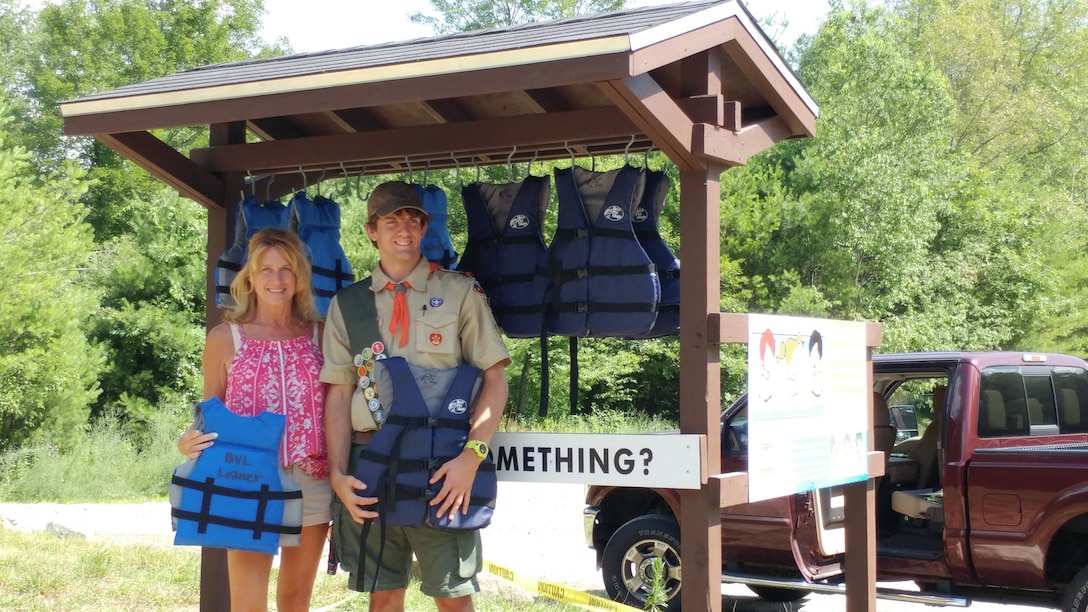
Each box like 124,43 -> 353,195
320,257 -> 510,432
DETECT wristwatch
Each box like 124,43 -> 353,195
465,439 -> 490,460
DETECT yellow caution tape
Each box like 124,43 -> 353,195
482,560 -> 642,611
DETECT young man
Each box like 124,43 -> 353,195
321,180 -> 510,612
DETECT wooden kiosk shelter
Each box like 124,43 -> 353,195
60,1 -> 882,610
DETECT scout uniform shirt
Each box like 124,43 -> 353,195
320,257 -> 510,433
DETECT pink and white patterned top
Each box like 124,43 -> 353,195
225,323 -> 328,480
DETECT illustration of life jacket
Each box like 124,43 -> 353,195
541,164 -> 660,338
352,357 -> 494,530
169,397 -> 302,555
290,191 -> 355,317
456,176 -> 550,337
628,169 -> 679,338
214,196 -> 292,309
415,184 -> 459,269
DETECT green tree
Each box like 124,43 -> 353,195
410,0 -> 626,34
0,102 -> 102,450
4,0 -> 289,431
721,2 -> 1049,352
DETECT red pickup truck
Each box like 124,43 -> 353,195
583,351 -> 1088,611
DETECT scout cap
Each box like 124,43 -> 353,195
367,181 -> 428,218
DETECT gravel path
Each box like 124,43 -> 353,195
0,483 -> 1051,611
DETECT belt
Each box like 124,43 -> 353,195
352,430 -> 375,445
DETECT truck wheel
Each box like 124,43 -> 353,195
1064,564 -> 1088,612
602,515 -> 683,611
747,584 -> 811,603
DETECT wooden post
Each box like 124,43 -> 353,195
200,121 -> 247,612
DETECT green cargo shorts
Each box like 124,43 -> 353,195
331,442 -> 483,598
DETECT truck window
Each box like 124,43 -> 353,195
1052,366 -> 1088,434
980,365 -> 1088,437
979,367 -> 1030,438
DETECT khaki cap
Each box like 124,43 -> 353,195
367,181 -> 427,218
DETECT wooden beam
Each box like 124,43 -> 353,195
720,20 -> 817,138
63,54 -> 631,136
190,107 -> 639,173
712,472 -> 749,508
692,115 -> 793,166
707,312 -> 748,345
599,74 -> 702,172
97,131 -> 223,210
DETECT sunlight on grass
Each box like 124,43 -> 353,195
0,528 -> 585,611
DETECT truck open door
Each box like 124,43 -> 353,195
788,486 -> 849,581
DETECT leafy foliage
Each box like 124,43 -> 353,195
410,0 -> 626,34
0,103 -> 101,450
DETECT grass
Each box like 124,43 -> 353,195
0,527 -> 584,611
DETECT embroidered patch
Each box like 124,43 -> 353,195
429,297 -> 444,308
633,207 -> 649,223
447,399 -> 468,415
603,205 -> 625,221
472,282 -> 484,294
361,347 -> 373,360
363,387 -> 376,401
509,214 -> 530,230
365,359 -> 376,372
371,341 -> 385,355
430,333 -> 443,346
359,375 -> 370,388
357,366 -> 367,377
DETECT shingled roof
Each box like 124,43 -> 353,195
61,0 -> 818,209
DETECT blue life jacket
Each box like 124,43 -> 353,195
629,169 -> 679,338
170,397 -> 302,555
456,176 -> 550,338
214,196 -> 291,309
541,164 -> 660,337
290,192 -> 355,317
352,357 -> 494,530
415,184 -> 459,269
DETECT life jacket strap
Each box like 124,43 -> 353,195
170,476 -> 303,539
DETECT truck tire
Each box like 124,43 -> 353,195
602,515 -> 683,611
1065,564 -> 1088,612
747,584 -> 811,603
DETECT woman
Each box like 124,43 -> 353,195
178,228 -> 330,612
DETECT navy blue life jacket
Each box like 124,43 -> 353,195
416,184 -> 459,269
214,196 -> 291,309
352,357 -> 494,530
541,164 -> 660,337
456,176 -> 550,338
170,397 -> 302,555
290,192 -> 355,317
628,169 -> 679,339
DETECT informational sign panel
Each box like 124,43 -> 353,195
747,314 -> 869,502
491,432 -> 703,489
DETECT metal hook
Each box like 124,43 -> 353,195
564,140 -> 576,167
315,169 -> 327,197
473,155 -> 481,184
423,160 -> 431,187
265,173 -> 275,203
507,145 -> 518,181
245,169 -> 254,199
526,150 -> 539,178
624,134 -> 636,165
298,166 -> 309,195
643,143 -> 654,169
405,157 -> 414,184
444,153 -> 461,189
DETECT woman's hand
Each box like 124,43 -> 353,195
177,427 -> 218,460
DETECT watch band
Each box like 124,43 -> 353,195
465,439 -> 489,460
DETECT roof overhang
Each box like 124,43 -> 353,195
60,0 -> 818,209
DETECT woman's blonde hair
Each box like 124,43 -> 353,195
224,228 -> 321,324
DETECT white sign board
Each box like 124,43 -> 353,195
491,432 -> 703,489
746,314 -> 869,502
